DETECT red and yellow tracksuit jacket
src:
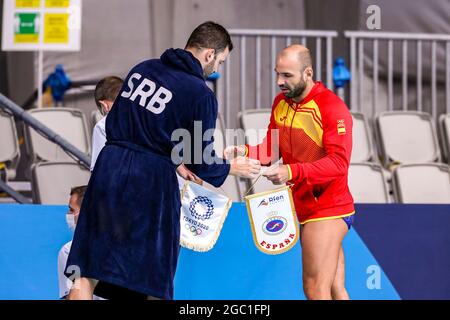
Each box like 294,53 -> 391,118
245,82 -> 355,224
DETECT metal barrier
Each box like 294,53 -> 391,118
218,29 -> 338,127
345,31 -> 450,120
0,93 -> 91,203
0,93 -> 91,167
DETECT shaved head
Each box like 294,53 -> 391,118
275,44 -> 315,102
278,44 -> 312,73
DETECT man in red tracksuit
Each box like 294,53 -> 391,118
225,44 -> 355,300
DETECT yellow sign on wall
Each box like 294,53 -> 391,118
16,0 -> 40,8
3,0 -> 81,51
43,13 -> 69,43
45,0 -> 69,8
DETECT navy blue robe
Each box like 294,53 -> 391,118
65,49 -> 230,299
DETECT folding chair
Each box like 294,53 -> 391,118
31,161 -> 91,204
375,111 -> 441,168
439,114 -> 450,164
0,110 -> 20,180
351,112 -> 376,163
25,108 -> 91,163
348,162 -> 390,203
392,163 -> 450,204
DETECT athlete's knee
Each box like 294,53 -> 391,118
331,279 -> 345,292
331,270 -> 347,298
303,277 -> 332,300
331,283 -> 349,300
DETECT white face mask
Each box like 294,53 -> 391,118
66,214 -> 76,232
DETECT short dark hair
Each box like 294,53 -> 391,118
185,21 -> 233,53
70,185 -> 87,206
94,76 -> 123,109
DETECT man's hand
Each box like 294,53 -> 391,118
263,165 -> 290,185
229,156 -> 261,179
223,145 -> 246,160
176,164 -> 203,185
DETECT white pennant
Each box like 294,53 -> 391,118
178,177 -> 232,252
245,186 -> 299,255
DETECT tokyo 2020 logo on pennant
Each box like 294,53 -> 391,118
178,178 -> 232,252
245,186 -> 299,255
189,196 -> 214,220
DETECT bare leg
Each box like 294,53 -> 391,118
300,219 -> 348,300
331,246 -> 350,300
67,277 -> 98,300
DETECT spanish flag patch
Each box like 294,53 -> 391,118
337,119 -> 346,135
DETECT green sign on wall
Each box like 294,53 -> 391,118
2,0 -> 81,51
14,12 -> 40,43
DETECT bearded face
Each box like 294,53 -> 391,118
280,77 -> 307,99
276,49 -> 313,102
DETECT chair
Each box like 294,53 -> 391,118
25,108 -> 91,163
31,161 -> 91,204
238,109 -> 272,141
238,109 -> 279,194
392,163 -> 450,204
439,114 -> 450,164
375,111 -> 441,168
348,163 -> 390,203
0,110 -> 20,180
351,112 -> 375,163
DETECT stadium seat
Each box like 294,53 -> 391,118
31,161 -> 91,204
238,109 -> 279,194
351,112 -> 376,163
348,163 -> 390,203
392,163 -> 450,204
375,111 -> 441,168
25,108 -> 91,163
238,109 -> 272,137
0,110 -> 20,180
439,114 -> 450,164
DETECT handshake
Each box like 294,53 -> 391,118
177,145 -> 290,185
223,145 -> 261,180
176,145 -> 260,184
224,145 -> 291,185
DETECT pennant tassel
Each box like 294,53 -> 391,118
178,179 -> 232,252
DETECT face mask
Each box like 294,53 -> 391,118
66,214 -> 76,232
